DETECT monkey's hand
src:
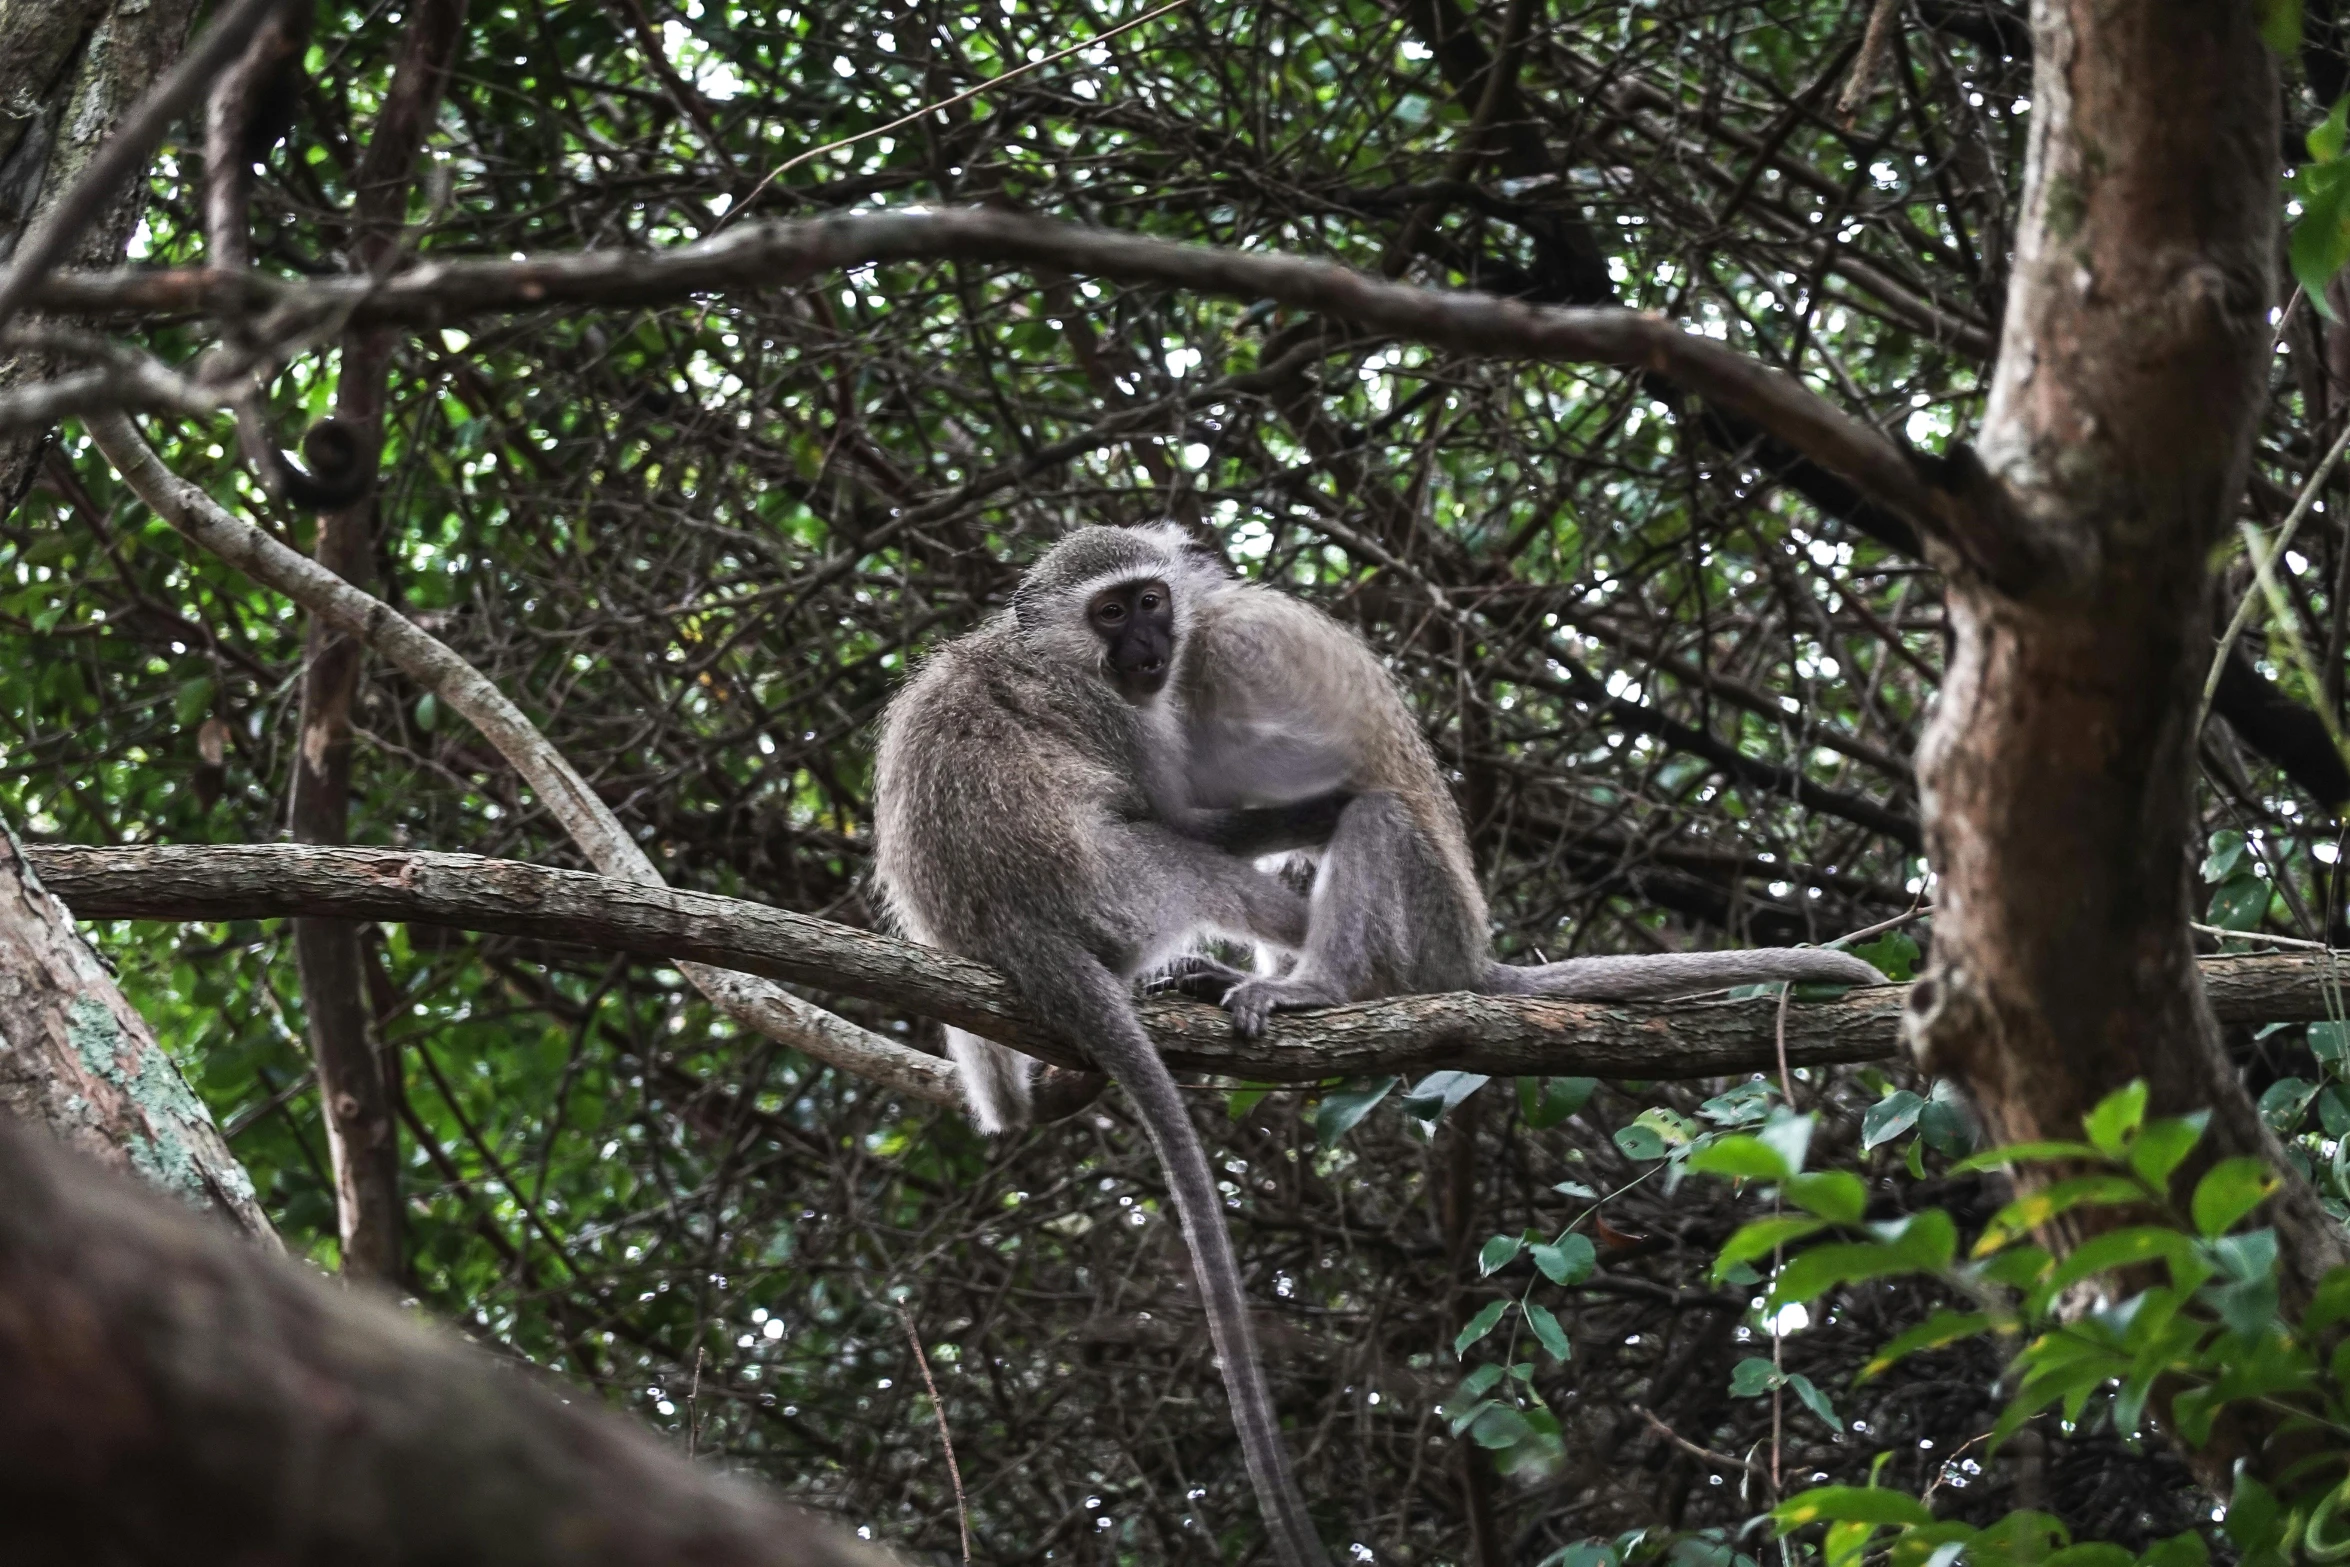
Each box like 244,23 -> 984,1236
1175,789 -> 1352,855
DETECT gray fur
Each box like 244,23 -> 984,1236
1155,532 -> 1889,1032
871,530 -> 1331,1567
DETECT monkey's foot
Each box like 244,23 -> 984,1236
1149,955 -> 1253,1002
1217,977 -> 1341,1039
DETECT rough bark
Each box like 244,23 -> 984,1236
1903,0 -> 2350,1480
0,836 -> 272,1242
25,841 -> 2342,1085
0,0 -> 197,515
0,1111 -> 894,1567
280,0 -> 467,1288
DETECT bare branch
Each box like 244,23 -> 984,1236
46,208 -> 1950,540
83,413 -> 960,1109
29,842 -> 2340,1084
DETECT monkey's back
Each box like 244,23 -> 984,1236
1182,584 -> 1483,908
873,619 -> 1146,965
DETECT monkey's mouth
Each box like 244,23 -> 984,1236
1117,659 -> 1170,697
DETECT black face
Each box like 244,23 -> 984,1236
1089,577 -> 1175,701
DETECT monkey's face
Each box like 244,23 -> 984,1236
1088,577 -> 1177,701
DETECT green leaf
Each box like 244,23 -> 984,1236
2311,1020 -> 2350,1065
1479,1233 -> 1525,1276
2033,1226 -> 2195,1304
1757,1112 -> 1814,1175
1714,1215 -> 1830,1279
1773,1487 -> 1934,1531
1881,1209 -> 1958,1271
2304,1265 -> 2350,1336
1519,1076 -> 1596,1129
1862,1091 -> 1924,1150
1861,1310 -> 1994,1379
1685,1134 -> 1792,1181
1974,1174 -> 2146,1254
2082,1081 -> 2147,1157
1405,1070 -> 1489,1123
1454,1298 -> 1509,1357
1531,1233 -> 1597,1286
2207,872 -> 2273,932
1469,1403 -> 1536,1448
1771,1241 -> 1918,1308
2257,1076 -> 2317,1134
2200,829 -> 2249,883
414,691 -> 441,732
2317,95 -> 2350,163
2298,165 -> 2350,310
1947,1140 -> 2103,1176
1525,1300 -> 1571,1361
1848,932 -> 1919,983
1316,1076 -> 1398,1145
1729,1355 -> 1781,1396
1614,1122 -> 1668,1161
2128,1113 -> 2208,1192
1225,1083 -> 1272,1118
2261,0 -> 2304,57
1785,1170 -> 1868,1223
2191,1157 -> 2282,1237
173,676 -> 215,728
1785,1371 -> 1841,1432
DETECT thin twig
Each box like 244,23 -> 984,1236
897,1303 -> 972,1565
1629,1402 -> 1767,1477
2201,412 -> 2350,729
729,0 -> 1192,221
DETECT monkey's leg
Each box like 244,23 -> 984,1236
1000,941 -> 1332,1567
1218,793 -> 1428,1037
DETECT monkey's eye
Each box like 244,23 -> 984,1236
1095,602 -> 1125,623
1139,592 -> 1161,611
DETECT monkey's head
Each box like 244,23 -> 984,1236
1012,525 -> 1226,704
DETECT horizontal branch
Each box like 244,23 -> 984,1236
41,207 -> 1947,543
31,843 -> 2336,1085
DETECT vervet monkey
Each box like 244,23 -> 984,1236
872,529 -> 1340,1567
1102,525 -> 1890,1032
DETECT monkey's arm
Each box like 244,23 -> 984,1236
1168,790 -> 1354,855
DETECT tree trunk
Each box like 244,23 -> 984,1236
0,833 -> 272,1242
283,0 -> 469,1284
1905,0 -> 2350,1470
0,0 -> 198,515
0,1109 -> 890,1567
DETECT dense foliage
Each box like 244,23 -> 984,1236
10,0 -> 2350,1559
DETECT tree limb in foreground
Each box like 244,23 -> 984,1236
31,842 -> 2338,1085
0,1111 -> 894,1567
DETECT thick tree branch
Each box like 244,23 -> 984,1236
0,1112 -> 894,1566
46,208 -> 1948,540
29,842 -> 2338,1084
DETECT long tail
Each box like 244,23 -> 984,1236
1485,947 -> 1886,1000
1007,946 -> 1332,1567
